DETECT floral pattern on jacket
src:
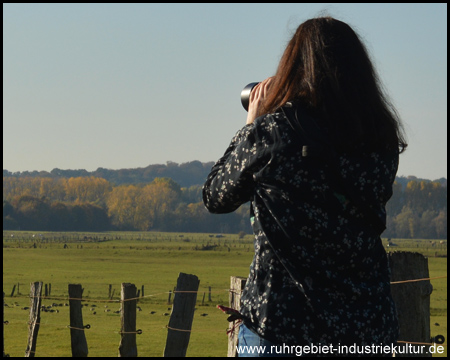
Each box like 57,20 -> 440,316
203,108 -> 399,347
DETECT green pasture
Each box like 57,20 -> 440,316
3,231 -> 447,357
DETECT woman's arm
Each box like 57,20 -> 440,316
202,124 -> 263,214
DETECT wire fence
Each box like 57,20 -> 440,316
3,274 -> 447,357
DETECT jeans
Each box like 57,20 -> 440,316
237,323 -> 291,357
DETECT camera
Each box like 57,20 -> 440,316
240,82 -> 260,111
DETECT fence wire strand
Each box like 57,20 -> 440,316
9,275 -> 447,304
3,275 -> 447,356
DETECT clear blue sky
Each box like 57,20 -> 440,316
3,3 -> 447,180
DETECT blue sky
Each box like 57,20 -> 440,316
3,3 -> 447,180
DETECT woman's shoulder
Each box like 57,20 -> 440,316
252,110 -> 292,134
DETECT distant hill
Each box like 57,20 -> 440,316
395,175 -> 447,189
3,162 -> 447,188
3,161 -> 215,188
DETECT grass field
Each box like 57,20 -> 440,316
3,231 -> 447,357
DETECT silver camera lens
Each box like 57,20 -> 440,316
240,82 -> 260,111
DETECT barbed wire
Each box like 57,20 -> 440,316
3,317 -> 227,334
5,275 -> 447,303
6,289 -> 230,303
5,274 -> 446,304
4,275 -> 447,357
4,321 -> 446,359
390,275 -> 447,284
8,318 -> 445,347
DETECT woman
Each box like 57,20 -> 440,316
203,17 -> 407,356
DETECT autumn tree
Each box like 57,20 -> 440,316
106,185 -> 141,230
393,206 -> 420,238
3,174 -> 447,237
39,178 -> 65,202
64,176 -> 111,205
141,178 -> 182,230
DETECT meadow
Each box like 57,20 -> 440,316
3,231 -> 447,357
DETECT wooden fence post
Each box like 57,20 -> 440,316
68,284 -> 88,357
25,281 -> 43,357
118,283 -> 138,357
10,285 -> 16,297
388,251 -> 432,357
228,276 -> 246,357
163,272 -> 200,357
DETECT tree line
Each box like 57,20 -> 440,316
3,160 -> 215,188
384,180 -> 447,239
3,175 -> 447,238
3,176 -> 250,234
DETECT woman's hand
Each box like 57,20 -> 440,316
246,77 -> 274,125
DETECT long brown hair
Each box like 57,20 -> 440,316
261,17 -> 407,153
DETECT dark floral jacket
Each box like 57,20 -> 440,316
203,105 -> 399,348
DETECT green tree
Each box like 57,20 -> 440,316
386,181 -> 404,216
3,200 -> 18,230
393,206 -> 418,238
433,210 -> 447,239
13,195 -> 50,230
417,210 -> 438,238
49,202 -> 72,231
